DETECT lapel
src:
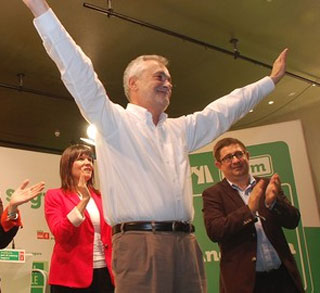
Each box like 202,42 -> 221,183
220,178 -> 246,207
64,189 -> 92,220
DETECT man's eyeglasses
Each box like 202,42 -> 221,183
220,151 -> 246,164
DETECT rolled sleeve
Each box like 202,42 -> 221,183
67,206 -> 85,227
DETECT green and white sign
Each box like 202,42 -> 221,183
31,262 -> 49,293
0,249 -> 26,263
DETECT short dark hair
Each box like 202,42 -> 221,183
60,144 -> 98,193
214,137 -> 246,161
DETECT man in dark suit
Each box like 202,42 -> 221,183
202,137 -> 304,293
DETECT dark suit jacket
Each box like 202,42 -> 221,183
0,224 -> 18,249
202,177 -> 304,293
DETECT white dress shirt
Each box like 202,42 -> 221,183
34,9 -> 275,226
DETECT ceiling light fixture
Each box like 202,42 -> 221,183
54,130 -> 61,137
229,38 -> 240,59
80,124 -> 97,146
80,137 -> 95,146
87,124 -> 97,140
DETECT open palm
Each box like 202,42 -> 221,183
10,179 -> 45,208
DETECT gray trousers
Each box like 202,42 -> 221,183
112,231 -> 207,293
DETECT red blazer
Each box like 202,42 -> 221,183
45,188 -> 114,288
202,177 -> 304,293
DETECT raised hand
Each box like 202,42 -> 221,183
76,171 -> 91,201
75,171 -> 92,216
265,173 -> 281,207
8,179 -> 45,213
248,179 -> 265,214
22,0 -> 50,18
270,48 -> 288,85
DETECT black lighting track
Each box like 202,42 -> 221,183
0,82 -> 71,101
83,2 -> 320,87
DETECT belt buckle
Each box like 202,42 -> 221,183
120,222 -> 125,233
172,221 -> 176,232
151,221 -> 156,233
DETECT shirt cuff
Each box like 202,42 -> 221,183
0,207 -> 22,232
261,76 -> 275,95
33,8 -> 62,40
67,206 -> 85,227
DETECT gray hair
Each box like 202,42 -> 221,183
123,55 -> 169,101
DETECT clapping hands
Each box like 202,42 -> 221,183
8,179 -> 45,214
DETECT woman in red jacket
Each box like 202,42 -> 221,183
45,144 -> 114,292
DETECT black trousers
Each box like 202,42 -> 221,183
50,267 -> 114,293
254,264 -> 299,293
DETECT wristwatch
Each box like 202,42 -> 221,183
7,211 -> 19,220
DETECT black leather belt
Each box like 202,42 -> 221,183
112,221 -> 195,235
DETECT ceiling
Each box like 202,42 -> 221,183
1,0 -> 320,154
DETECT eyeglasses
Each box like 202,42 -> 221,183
220,151 -> 246,164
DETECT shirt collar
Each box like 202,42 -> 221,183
126,103 -> 168,126
227,175 -> 256,193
